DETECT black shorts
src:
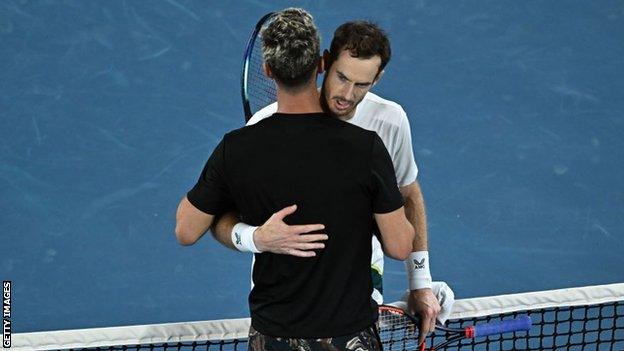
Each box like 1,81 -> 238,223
248,325 -> 382,351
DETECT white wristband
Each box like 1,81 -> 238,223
405,251 -> 432,290
231,222 -> 261,253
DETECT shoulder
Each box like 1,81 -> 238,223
339,121 -> 382,154
330,115 -> 379,138
223,120 -> 267,142
363,92 -> 405,112
357,92 -> 410,128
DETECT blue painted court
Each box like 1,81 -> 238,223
1,0 -> 623,333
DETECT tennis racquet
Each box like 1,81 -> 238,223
378,305 -> 532,351
240,12 -> 277,122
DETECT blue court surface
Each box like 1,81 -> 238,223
1,1 -> 623,333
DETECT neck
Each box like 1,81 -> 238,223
276,82 -> 323,114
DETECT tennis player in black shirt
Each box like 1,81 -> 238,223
175,8 -> 415,351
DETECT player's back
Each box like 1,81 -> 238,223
221,112 -> 400,338
226,113 -> 373,226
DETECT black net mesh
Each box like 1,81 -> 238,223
59,301 -> 623,351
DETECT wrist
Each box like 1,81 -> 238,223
231,222 -> 261,253
405,251 -> 432,290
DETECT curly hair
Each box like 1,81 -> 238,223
328,21 -> 391,77
261,8 -> 320,88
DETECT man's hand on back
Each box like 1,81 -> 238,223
254,204 -> 328,257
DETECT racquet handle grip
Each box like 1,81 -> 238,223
467,316 -> 532,337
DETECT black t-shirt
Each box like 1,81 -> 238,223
187,113 -> 404,338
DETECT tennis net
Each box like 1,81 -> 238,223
12,283 -> 624,351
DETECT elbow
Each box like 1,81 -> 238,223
387,246 -> 411,261
175,225 -> 198,246
175,196 -> 212,246
384,225 -> 414,260
383,242 -> 412,261
397,246 -> 412,261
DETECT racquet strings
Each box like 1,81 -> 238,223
243,15 -> 277,119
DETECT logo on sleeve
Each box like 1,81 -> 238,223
413,258 -> 425,270
235,233 -> 242,245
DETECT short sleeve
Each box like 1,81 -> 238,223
186,138 -> 235,215
392,110 -> 418,186
371,133 -> 405,213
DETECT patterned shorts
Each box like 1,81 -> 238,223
248,324 -> 382,351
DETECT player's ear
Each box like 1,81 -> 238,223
263,63 -> 273,78
373,69 -> 385,86
317,55 -> 324,74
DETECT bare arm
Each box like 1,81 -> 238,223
211,210 -> 240,250
374,206 -> 414,260
212,205 -> 328,256
399,181 -> 427,250
175,196 -> 215,246
399,180 -> 440,345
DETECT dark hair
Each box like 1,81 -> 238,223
328,21 -> 391,76
262,8 -> 320,89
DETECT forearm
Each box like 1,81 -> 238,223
401,181 -> 428,251
401,182 -> 434,293
211,211 -> 240,250
210,206 -> 328,255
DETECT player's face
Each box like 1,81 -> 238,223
323,50 -> 382,119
